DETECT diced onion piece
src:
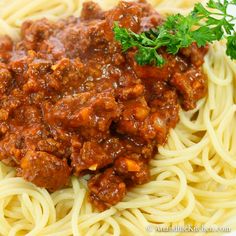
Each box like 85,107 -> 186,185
125,159 -> 141,172
89,164 -> 98,171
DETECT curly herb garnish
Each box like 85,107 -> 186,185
113,0 -> 236,66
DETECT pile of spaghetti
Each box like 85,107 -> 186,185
0,0 -> 236,236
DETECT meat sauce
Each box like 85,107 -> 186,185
0,1 -> 208,211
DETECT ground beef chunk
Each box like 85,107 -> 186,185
0,124 -> 49,164
21,19 -> 55,50
0,62 -> 12,95
44,91 -> 120,139
80,1 -> 104,20
88,168 -> 126,211
114,155 -> 150,185
0,36 -> 13,62
18,150 -> 71,191
129,54 -> 173,81
116,97 -> 152,139
72,141 -> 113,175
180,43 -> 209,68
170,68 -> 207,110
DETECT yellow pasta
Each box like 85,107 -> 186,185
0,0 -> 236,235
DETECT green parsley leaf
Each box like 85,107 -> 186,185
113,0 -> 236,66
191,26 -> 217,46
135,47 -> 165,66
192,3 -> 210,19
207,0 -> 228,13
113,22 -> 137,52
226,34 -> 236,59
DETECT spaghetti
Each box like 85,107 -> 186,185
0,0 -> 236,236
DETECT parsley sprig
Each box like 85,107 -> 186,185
113,0 -> 236,66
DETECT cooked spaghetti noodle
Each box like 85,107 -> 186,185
0,0 -> 236,236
